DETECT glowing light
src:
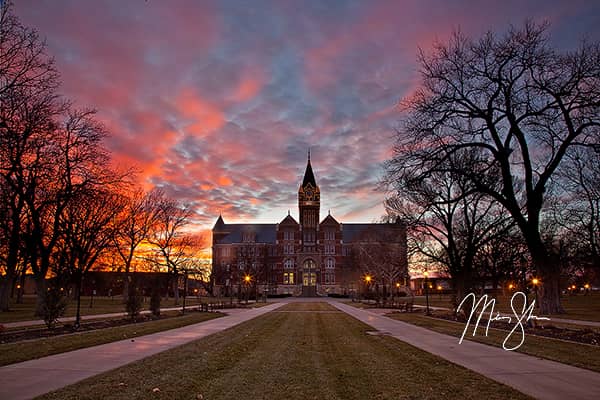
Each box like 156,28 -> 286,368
437,285 -> 442,291
508,284 -> 514,290
584,284 -> 590,289
423,271 -> 429,278
396,282 -> 401,288
532,278 -> 539,286
365,275 -> 372,283
244,275 -> 251,283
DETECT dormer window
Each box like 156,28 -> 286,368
242,232 -> 255,243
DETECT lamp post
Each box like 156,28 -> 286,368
423,271 -> 430,315
244,274 -> 251,304
532,278 -> 539,306
365,275 -> 372,302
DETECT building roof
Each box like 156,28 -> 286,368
341,223 -> 401,243
212,215 -> 226,231
280,214 -> 299,225
320,213 -> 339,226
301,157 -> 317,188
215,223 -> 277,244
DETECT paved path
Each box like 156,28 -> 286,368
0,302 -> 284,400
332,301 -> 600,400
410,304 -> 600,327
2,303 -> 251,329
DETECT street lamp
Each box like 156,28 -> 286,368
532,278 -> 540,306
437,285 -> 442,299
423,271 -> 430,315
584,283 -> 590,295
364,275 -> 372,301
244,274 -> 251,303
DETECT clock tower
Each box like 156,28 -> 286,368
298,150 -> 320,296
298,150 -> 320,250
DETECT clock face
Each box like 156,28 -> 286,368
305,188 -> 314,199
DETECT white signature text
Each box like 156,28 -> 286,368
456,291 -> 550,351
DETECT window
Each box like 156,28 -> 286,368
304,211 -> 317,227
284,230 -> 295,241
304,231 -> 316,243
323,272 -> 335,284
283,272 -> 295,284
284,259 -> 294,269
284,243 -> 294,254
325,230 -> 335,240
325,243 -> 335,254
325,258 -> 335,269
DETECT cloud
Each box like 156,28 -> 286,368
14,0 -> 600,235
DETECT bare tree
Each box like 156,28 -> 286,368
56,188 -> 125,328
0,0 -> 62,311
148,197 -> 194,305
475,228 -> 529,293
386,166 -> 513,305
113,188 -> 161,300
351,223 -> 408,304
23,109 -> 109,315
558,149 -> 600,284
387,22 -> 600,314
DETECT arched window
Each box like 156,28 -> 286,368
325,258 -> 335,269
284,259 -> 294,269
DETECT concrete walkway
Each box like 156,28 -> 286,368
333,301 -> 600,400
0,302 -> 284,400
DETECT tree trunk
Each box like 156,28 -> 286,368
34,276 -> 48,317
452,270 -> 474,316
122,272 -> 129,302
0,277 -> 11,312
527,235 -> 565,315
537,260 -> 564,315
172,276 -> 179,305
16,273 -> 25,304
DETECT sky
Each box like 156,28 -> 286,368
14,0 -> 600,235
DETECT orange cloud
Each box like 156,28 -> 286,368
177,89 -> 225,135
232,76 -> 262,102
218,176 -> 233,186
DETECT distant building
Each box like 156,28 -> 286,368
210,153 -> 408,297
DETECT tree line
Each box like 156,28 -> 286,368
0,2 -> 203,320
385,22 -> 600,314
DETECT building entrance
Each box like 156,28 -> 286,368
301,259 -> 317,297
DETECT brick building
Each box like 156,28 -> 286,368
210,153 -> 407,297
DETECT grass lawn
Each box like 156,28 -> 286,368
38,302 -> 531,400
412,292 -> 600,322
387,312 -> 600,373
0,312 -> 222,366
0,295 -> 220,323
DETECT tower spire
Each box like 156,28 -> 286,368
308,148 -> 311,162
